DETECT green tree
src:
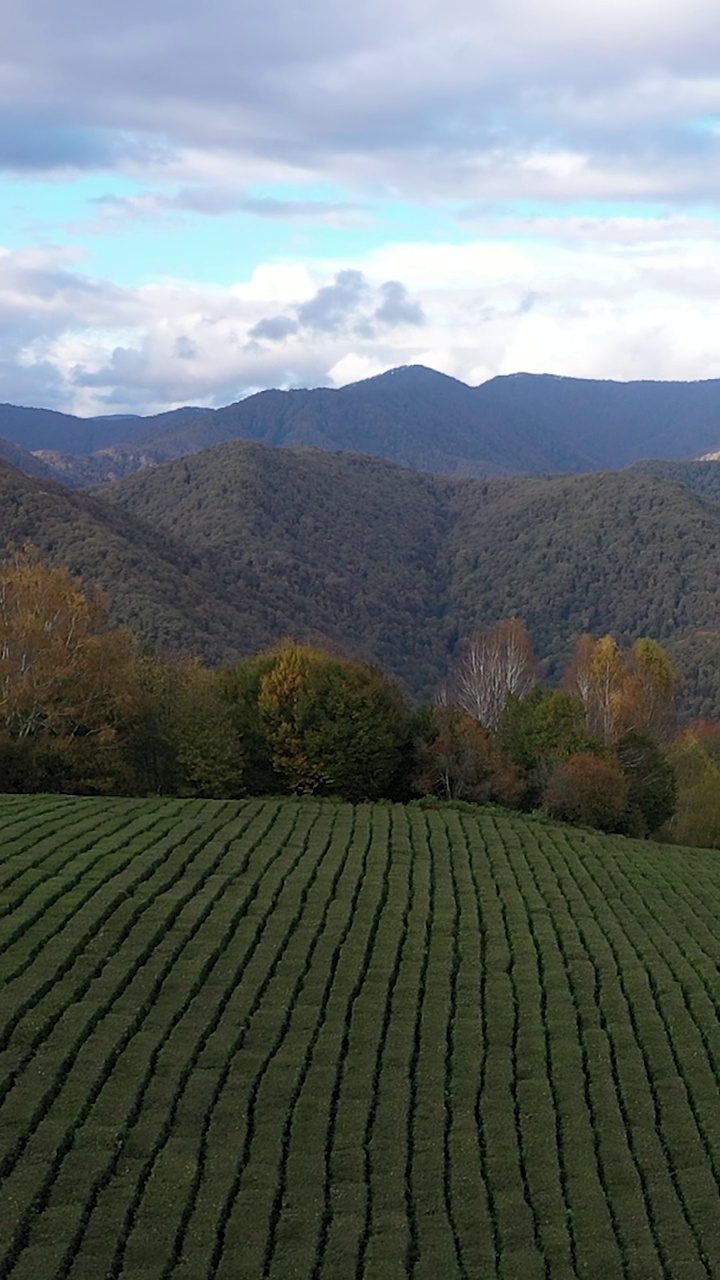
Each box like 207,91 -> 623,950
666,725 -> 720,847
614,730 -> 677,836
219,653 -> 280,794
498,687 -> 598,808
255,643 -> 413,800
126,656 -> 244,797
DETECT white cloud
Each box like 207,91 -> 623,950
5,216 -> 720,414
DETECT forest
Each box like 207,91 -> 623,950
1,554 -> 717,848
1,444 -> 720,720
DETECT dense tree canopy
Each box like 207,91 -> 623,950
2,442 -> 720,716
255,644 -> 414,801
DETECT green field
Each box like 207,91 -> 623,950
0,795 -> 718,1280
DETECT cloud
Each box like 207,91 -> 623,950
91,187 -> 370,225
249,315 -> 299,341
6,220 -> 720,418
0,120 -> 138,173
296,269 -> 369,332
248,271 -> 426,344
5,0 -> 720,420
374,281 -> 426,327
3,0 -> 720,203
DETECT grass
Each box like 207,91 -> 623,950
0,794 -> 718,1279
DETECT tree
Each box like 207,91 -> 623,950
0,553 -> 136,741
126,656 -> 244,797
498,687 -> 599,809
614,730 -> 677,836
258,646 -> 326,793
256,643 -> 414,800
564,633 -> 596,710
587,635 -> 625,744
414,704 -> 521,804
616,638 -> 678,745
565,633 -> 678,746
666,725 -> 720,848
454,618 -> 537,729
220,653 -> 280,795
544,753 -> 629,832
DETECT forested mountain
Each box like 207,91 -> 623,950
0,458 -> 255,662
5,366 -> 720,487
475,373 -> 720,469
0,403 -> 206,455
0,435 -> 58,480
2,441 -> 715,712
628,458 -> 720,504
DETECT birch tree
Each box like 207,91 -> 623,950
565,633 -> 678,745
454,618 -> 537,729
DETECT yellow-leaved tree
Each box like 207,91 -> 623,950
565,633 -> 677,745
0,553 -> 136,741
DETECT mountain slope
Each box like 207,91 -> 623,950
0,436 -> 59,480
94,444 -> 451,694
628,458 -> 720,504
442,469 -> 720,675
475,373 -> 720,468
1,442 -> 718,711
0,458 -> 259,662
97,443 -> 720,710
128,366 -> 570,476
0,403 -> 210,458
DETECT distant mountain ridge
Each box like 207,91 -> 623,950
4,366 -> 720,486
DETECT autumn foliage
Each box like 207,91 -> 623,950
0,557 -> 692,837
414,705 -> 521,805
565,633 -> 678,745
544,754 -> 630,831
0,554 -> 136,740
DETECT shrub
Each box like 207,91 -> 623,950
544,752 -> 629,832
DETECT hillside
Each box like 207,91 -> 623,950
0,458 -> 255,662
98,444 -> 720,708
1,794 -> 718,1278
475,371 -> 720,468
629,457 -> 720,504
0,402 -> 207,456
96,444 -> 451,695
125,365 -> 570,477
5,366 -> 720,486
442,468 -> 720,671
0,434 -> 58,480
1,444 -> 719,711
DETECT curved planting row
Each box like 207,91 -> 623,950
0,796 -> 718,1279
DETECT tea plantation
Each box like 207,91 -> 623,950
0,794 -> 718,1279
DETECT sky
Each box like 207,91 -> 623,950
4,0 -> 720,414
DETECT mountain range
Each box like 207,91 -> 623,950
4,365 -> 720,486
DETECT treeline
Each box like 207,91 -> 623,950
0,556 -> 414,805
1,556 -> 718,847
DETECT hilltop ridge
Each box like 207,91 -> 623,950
3,365 -> 720,486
